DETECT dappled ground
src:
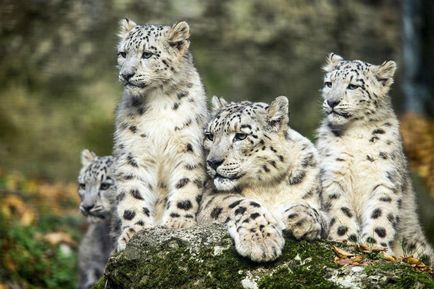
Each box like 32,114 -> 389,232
0,170 -> 83,289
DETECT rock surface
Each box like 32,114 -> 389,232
93,224 -> 434,289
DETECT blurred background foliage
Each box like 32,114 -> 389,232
0,0 -> 433,288
0,0 -> 406,180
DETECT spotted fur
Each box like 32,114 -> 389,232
77,149 -> 118,289
114,19 -> 208,251
317,53 -> 434,265
198,96 -> 328,262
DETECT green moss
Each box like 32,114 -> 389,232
98,225 -> 434,289
102,230 -> 342,289
104,236 -> 253,289
364,262 -> 434,289
92,276 -> 107,289
257,239 -> 340,289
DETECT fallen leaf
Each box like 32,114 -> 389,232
355,243 -> 370,252
332,246 -> 354,258
335,258 -> 352,266
371,247 -> 386,252
403,256 -> 422,265
354,243 -> 385,253
383,253 -> 396,262
351,255 -> 364,263
40,232 -> 77,247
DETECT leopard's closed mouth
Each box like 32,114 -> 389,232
126,82 -> 147,88
215,173 -> 243,180
88,212 -> 107,219
329,110 -> 351,118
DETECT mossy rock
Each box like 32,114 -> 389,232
93,224 -> 434,289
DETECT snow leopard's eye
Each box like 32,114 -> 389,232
347,84 -> 359,90
233,133 -> 247,142
118,51 -> 126,58
142,51 -> 153,59
205,132 -> 214,141
79,183 -> 86,190
324,82 -> 332,88
100,183 -> 111,190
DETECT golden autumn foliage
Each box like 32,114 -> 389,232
0,170 -> 82,289
1,195 -> 35,226
400,113 -> 434,198
0,169 -> 80,219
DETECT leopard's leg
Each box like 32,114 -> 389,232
398,224 -> 434,265
77,225 -> 105,289
398,229 -> 434,265
282,181 -> 329,240
115,153 -> 156,251
323,181 -> 359,243
282,202 -> 329,240
161,142 -> 205,229
199,193 -> 285,262
360,184 -> 400,253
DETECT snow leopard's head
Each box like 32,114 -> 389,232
321,53 -> 396,127
204,96 -> 291,191
77,149 -> 116,223
116,19 -> 191,95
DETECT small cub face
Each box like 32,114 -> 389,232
77,150 -> 116,222
321,53 -> 396,127
204,96 -> 290,191
116,19 -> 191,94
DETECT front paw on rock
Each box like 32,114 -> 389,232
116,223 -> 150,252
283,206 -> 322,240
162,215 -> 197,229
232,223 -> 285,262
116,227 -> 138,252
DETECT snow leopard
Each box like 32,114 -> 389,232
198,96 -> 329,262
76,149 -> 119,289
113,19 -> 208,251
317,53 -> 434,265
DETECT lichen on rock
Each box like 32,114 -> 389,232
93,224 -> 434,289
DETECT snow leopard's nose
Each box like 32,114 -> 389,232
207,159 -> 224,170
327,99 -> 340,108
121,72 -> 135,81
81,204 -> 95,213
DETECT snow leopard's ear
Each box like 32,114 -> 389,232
267,96 -> 289,132
211,96 -> 228,113
168,21 -> 190,52
323,53 -> 344,72
373,60 -> 397,88
118,18 -> 137,38
81,149 -> 97,166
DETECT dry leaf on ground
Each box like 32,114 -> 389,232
39,232 -> 77,248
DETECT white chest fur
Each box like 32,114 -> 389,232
115,83 -> 207,161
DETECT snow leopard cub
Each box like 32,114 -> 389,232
76,149 -> 119,289
317,53 -> 434,265
113,19 -> 208,251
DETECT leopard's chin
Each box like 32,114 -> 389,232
86,215 -> 105,224
124,83 -> 150,96
327,113 -> 350,127
214,176 -> 238,191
